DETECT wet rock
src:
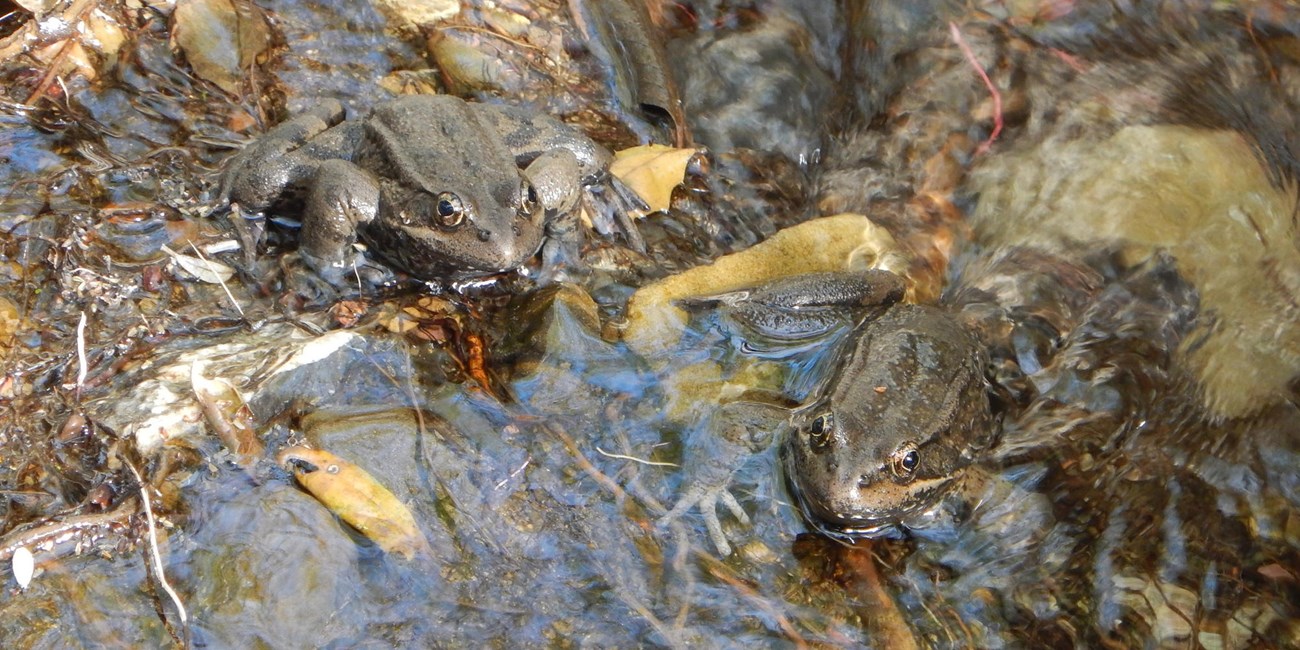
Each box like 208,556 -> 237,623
971,125 -> 1300,418
182,483 -> 367,646
93,324 -> 437,454
673,16 -> 833,163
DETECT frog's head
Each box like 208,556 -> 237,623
383,174 -> 547,279
781,305 -> 996,538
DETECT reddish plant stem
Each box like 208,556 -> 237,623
949,21 -> 1002,156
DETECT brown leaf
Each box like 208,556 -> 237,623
608,144 -> 700,214
278,446 -> 432,560
171,0 -> 271,95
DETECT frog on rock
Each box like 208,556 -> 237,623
222,95 -> 643,286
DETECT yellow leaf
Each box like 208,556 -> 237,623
609,144 -> 700,214
278,446 -> 432,560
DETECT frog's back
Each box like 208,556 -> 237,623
361,95 -> 520,206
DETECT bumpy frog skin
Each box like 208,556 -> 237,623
781,303 -> 995,538
222,95 -> 628,285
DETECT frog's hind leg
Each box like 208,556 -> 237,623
297,159 -> 383,287
680,270 -> 907,344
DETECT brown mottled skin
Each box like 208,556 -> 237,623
222,95 -> 624,285
781,302 -> 995,538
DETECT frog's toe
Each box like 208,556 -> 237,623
718,490 -> 750,526
583,178 -> 647,253
296,248 -> 390,290
662,482 -> 750,555
700,502 -> 733,557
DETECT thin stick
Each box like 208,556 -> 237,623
123,458 -> 189,629
595,446 -> 679,467
949,22 -> 1002,156
187,241 -> 246,318
75,311 -> 87,401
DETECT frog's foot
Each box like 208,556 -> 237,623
661,479 -> 750,556
583,174 -> 648,253
657,400 -> 787,555
297,247 -> 394,290
536,210 -> 590,285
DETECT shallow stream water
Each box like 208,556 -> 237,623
0,1 -> 1297,647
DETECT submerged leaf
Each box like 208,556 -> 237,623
163,245 -> 235,284
278,446 -> 432,560
608,145 -> 700,214
171,0 -> 271,95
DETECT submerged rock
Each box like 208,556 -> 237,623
972,124 -> 1300,419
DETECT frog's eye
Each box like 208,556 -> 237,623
519,182 -> 540,217
434,192 -> 465,228
807,413 -> 833,449
890,445 -> 920,479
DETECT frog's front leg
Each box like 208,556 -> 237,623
682,270 -> 907,343
484,104 -> 648,252
661,400 -> 790,556
297,159 -> 383,286
222,100 -> 349,211
520,149 -> 584,281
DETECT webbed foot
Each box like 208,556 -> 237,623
659,401 -> 788,555
583,173 -> 649,253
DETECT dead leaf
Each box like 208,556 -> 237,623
0,297 -> 25,354
14,0 -> 56,14
330,300 -> 369,328
171,0 -> 271,95
81,8 -> 126,60
608,144 -> 699,214
1258,563 -> 1296,582
162,245 -> 235,283
278,446 -> 433,560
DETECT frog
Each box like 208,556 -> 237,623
221,94 -> 643,286
662,269 -> 997,552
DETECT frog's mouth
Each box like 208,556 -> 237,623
781,444 -> 959,540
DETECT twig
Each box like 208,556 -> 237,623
122,457 -> 189,633
949,21 -> 1002,156
187,241 -> 246,318
75,311 -> 87,401
23,0 -> 98,106
595,446 -> 679,467
0,504 -> 134,562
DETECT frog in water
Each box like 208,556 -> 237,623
664,270 -> 997,551
221,94 -> 643,286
